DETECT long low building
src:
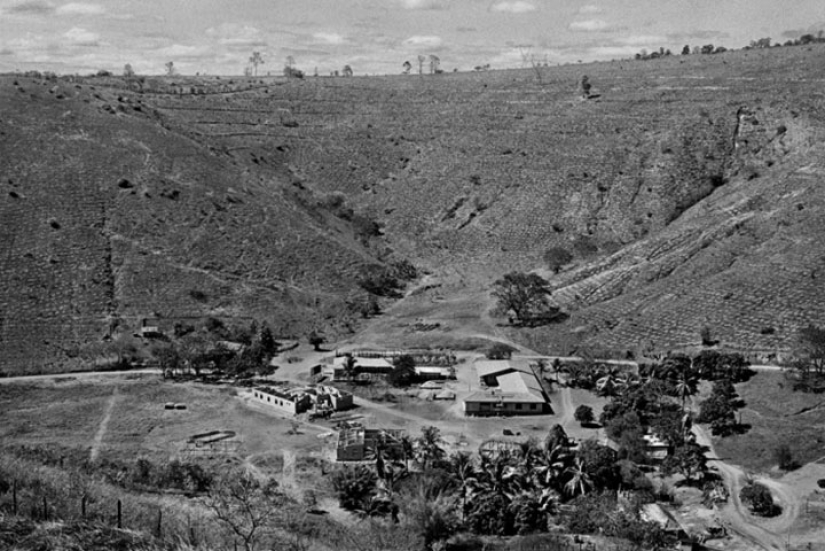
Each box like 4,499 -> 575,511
252,384 -> 353,416
465,359 -> 551,416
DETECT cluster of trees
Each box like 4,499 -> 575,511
740,482 -> 781,517
357,260 -> 418,297
789,324 -> 825,392
152,318 -> 279,379
98,456 -> 212,494
330,426 -> 676,548
402,55 -> 442,75
492,272 -> 564,327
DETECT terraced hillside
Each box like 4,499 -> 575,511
2,44 -> 825,372
0,77 -> 382,374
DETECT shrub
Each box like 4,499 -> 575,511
740,482 -> 780,516
486,343 -> 516,360
574,405 -> 595,426
773,445 -> 798,471
543,247 -> 573,274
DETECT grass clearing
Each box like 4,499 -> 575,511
713,371 -> 825,472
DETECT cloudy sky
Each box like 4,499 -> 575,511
1,0 -> 823,75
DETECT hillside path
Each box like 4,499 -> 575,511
90,386 -> 118,462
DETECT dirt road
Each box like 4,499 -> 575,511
693,424 -> 796,551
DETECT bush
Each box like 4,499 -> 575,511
574,405 -> 595,426
543,247 -> 573,274
740,482 -> 780,516
774,445 -> 798,471
486,343 -> 516,360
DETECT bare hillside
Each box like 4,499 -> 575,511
2,45 -> 825,372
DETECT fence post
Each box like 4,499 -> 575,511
156,509 -> 162,539
117,499 -> 122,529
81,495 -> 87,519
12,480 -> 17,515
42,495 -> 48,521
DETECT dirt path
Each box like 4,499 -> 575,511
90,387 -> 118,462
693,424 -> 795,551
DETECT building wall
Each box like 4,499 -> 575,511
464,400 -> 545,416
252,390 -> 305,415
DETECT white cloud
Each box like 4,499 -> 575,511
205,24 -> 267,48
403,35 -> 443,47
578,5 -> 602,14
63,27 -> 99,45
56,2 -> 104,15
313,32 -> 346,45
569,19 -> 609,32
491,1 -> 536,14
617,35 -> 667,46
400,0 -> 444,9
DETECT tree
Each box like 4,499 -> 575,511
792,324 -> 825,391
389,355 -> 416,387
342,354 -> 358,381
308,331 -> 324,351
249,51 -> 264,76
415,426 -> 446,470
486,342 -> 516,360
342,64 -> 353,77
429,54 -> 440,74
543,247 -> 573,274
417,54 -> 426,75
402,60 -> 412,74
661,438 -> 709,483
123,63 -> 135,77
580,75 -> 591,98
446,452 -> 476,523
331,465 -> 377,511
286,55 -> 295,69
164,61 -> 175,76
492,271 -> 559,326
205,469 -> 284,551
681,44 -> 690,55
574,405 -> 595,426
774,444 -> 797,471
258,322 -> 278,358
740,482 -> 779,516
564,457 -> 593,497
697,380 -> 740,436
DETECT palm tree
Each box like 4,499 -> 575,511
415,426 -> 446,469
399,434 -> 415,470
595,365 -> 623,397
563,457 -> 592,497
447,452 -> 477,524
342,354 -> 358,381
534,442 -> 572,492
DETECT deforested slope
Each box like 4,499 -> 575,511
0,77 -> 380,375
2,44 -> 825,372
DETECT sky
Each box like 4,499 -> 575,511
0,0 -> 824,75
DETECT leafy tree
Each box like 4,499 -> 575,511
740,482 -> 779,516
307,331 -> 324,351
358,265 -> 402,297
580,75 -> 591,98
164,61 -> 175,76
342,354 -> 358,381
342,64 -> 353,77
249,51 -> 264,76
697,380 -> 740,436
403,484 -> 459,547
402,60 -> 412,74
661,439 -> 709,483
577,439 -> 620,491
389,355 -> 416,387
205,469 -> 284,551
543,247 -> 573,274
485,342 -> 516,360
774,444 -> 797,471
791,324 -> 825,392
492,271 -> 559,326
331,465 -> 377,511
446,452 -> 476,523
681,44 -> 690,55
574,405 -> 595,426
123,63 -> 135,77
259,322 -> 278,358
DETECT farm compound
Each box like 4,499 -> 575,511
336,427 -> 406,462
252,385 -> 353,416
464,359 -> 551,416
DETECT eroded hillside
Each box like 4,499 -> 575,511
2,45 -> 825,372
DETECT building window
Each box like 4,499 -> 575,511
515,403 -> 523,410
530,404 -> 536,410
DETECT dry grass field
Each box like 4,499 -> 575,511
714,371 -> 825,473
